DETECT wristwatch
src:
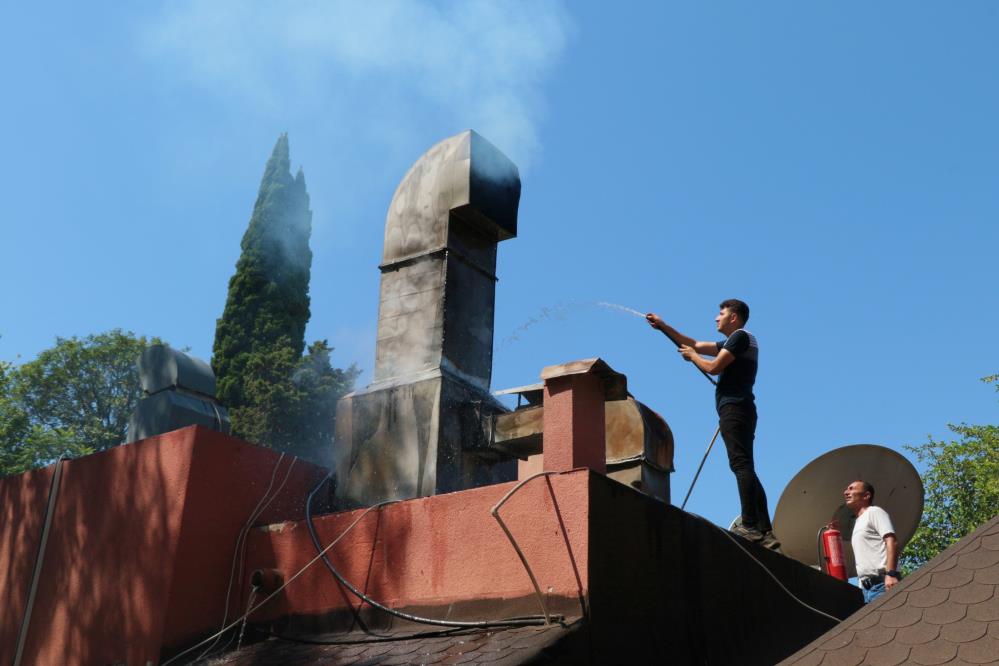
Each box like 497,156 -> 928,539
886,570 -> 901,578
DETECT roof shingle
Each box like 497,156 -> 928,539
207,620 -> 584,665
781,514 -> 999,666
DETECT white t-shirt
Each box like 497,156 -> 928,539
852,505 -> 896,578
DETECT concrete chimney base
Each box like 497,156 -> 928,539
333,369 -> 514,507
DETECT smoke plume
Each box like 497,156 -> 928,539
139,0 -> 572,170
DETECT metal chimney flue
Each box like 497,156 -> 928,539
333,131 -> 520,507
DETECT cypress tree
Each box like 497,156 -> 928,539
213,134 -> 355,462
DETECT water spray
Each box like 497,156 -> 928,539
499,300 -> 722,510
593,302 -> 645,318
500,301 -> 718,388
592,302 -> 718,386
595,302 -> 721,511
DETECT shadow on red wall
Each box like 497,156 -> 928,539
0,425 -> 325,665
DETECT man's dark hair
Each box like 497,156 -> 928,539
719,299 -> 750,324
860,480 -> 875,504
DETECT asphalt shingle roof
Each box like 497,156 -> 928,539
781,514 -> 999,666
206,620 -> 584,665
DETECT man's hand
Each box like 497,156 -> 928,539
678,345 -> 697,361
885,574 -> 900,591
646,314 -> 699,350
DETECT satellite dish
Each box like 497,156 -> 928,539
772,444 -> 923,578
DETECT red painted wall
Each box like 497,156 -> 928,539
243,470 -> 591,624
1,426 -> 861,664
0,426 -> 324,665
240,470 -> 861,664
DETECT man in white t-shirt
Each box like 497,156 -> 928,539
844,480 -> 901,603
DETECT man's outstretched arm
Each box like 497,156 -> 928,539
646,313 -> 719,355
680,346 -> 735,375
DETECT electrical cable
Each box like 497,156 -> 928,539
194,453 -> 296,662
304,474 -> 557,629
488,471 -> 561,624
225,473 -> 568,654
13,456 -> 67,666
253,617 -> 582,647
161,499 -> 402,666
195,455 -> 293,659
686,511 -> 844,624
164,485 -> 553,666
680,427 -> 721,511
250,624 -> 484,646
230,457 -> 298,618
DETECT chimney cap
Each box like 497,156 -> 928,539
540,358 -> 628,401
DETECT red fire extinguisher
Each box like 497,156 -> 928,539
821,526 -> 848,581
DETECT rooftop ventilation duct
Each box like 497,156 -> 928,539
333,130 -> 519,507
126,344 -> 230,443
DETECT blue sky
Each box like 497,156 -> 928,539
2,2 -> 997,532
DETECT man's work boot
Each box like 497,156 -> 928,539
761,531 -> 782,553
730,523 -> 765,543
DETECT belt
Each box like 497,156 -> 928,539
859,574 -> 884,590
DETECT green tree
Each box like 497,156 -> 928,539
0,330 -> 159,476
212,135 -> 357,463
902,375 -> 999,571
287,341 -> 360,465
0,358 -> 30,474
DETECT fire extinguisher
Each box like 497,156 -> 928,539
819,526 -> 848,581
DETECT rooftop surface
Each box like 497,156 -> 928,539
782,514 -> 999,665
207,621 -> 585,665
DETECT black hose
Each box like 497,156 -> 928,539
304,474 -> 378,636
252,624 -> 482,646
686,511 -> 844,623
304,474 -> 557,629
661,330 -> 717,386
816,527 -> 827,574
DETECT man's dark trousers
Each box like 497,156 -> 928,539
718,401 -> 771,533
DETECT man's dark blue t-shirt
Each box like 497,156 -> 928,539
715,329 -> 758,410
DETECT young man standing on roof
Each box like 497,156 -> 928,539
646,299 -> 779,550
843,480 -> 901,603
